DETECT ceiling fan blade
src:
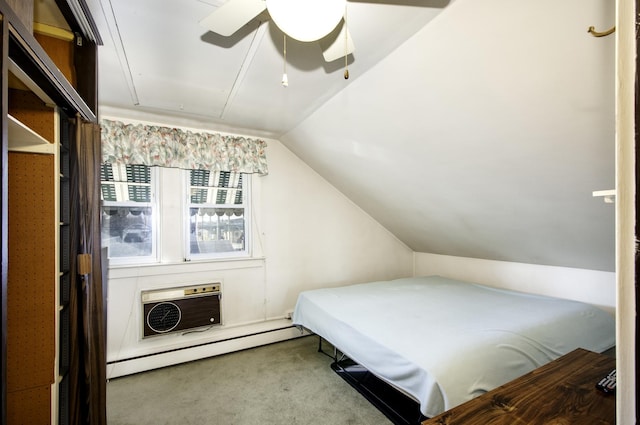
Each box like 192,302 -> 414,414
199,0 -> 267,36
320,24 -> 355,62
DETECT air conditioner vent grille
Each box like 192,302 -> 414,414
141,283 -> 221,338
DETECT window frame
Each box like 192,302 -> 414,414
101,165 -> 254,266
183,170 -> 252,262
100,164 -> 160,265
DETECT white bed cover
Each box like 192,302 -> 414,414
292,276 -> 615,417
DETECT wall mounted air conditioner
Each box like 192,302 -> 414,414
141,283 -> 221,338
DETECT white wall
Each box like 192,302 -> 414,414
105,115 -> 414,378
262,140 -> 416,318
414,253 -> 616,314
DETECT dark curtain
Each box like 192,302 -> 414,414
69,118 -> 106,425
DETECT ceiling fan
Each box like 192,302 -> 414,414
199,0 -> 356,62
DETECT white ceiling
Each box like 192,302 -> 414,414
84,0 -> 450,137
81,0 -> 616,271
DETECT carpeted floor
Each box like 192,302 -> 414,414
107,335 -> 392,424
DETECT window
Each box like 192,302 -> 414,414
99,120 -> 265,264
186,170 -> 250,260
100,163 -> 157,262
100,164 -> 252,264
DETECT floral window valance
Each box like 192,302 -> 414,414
100,119 -> 268,175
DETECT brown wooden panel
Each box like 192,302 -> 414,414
422,348 -> 616,425
7,153 -> 55,392
7,384 -> 51,425
35,32 -> 76,88
74,38 -> 97,115
8,89 -> 55,143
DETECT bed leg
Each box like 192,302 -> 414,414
317,336 -> 339,361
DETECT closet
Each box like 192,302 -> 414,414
7,79 -> 57,425
0,0 -> 100,424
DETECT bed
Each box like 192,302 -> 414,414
292,275 -> 615,421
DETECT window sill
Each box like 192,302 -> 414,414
108,256 -> 266,279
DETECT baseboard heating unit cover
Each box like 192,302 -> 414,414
141,283 -> 221,338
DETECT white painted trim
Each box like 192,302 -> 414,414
106,325 -> 309,379
98,0 -> 139,104
615,0 -> 636,422
221,22 -> 268,119
108,257 -> 266,278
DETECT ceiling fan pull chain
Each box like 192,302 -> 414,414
282,34 -> 289,87
344,5 -> 349,80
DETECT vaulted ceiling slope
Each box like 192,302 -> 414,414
280,0 -> 616,271
87,0 -> 616,272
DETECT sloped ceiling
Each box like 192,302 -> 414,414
280,0 -> 616,271
87,0 -> 616,272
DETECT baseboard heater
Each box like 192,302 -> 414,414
108,325 -> 300,366
141,283 -> 221,338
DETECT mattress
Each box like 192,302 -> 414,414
292,275 -> 615,417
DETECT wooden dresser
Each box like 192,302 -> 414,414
422,348 -> 616,425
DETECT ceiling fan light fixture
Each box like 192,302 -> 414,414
266,0 -> 346,42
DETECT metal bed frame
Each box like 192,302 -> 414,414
316,336 -> 427,425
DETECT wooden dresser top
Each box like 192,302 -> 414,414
423,348 -> 616,425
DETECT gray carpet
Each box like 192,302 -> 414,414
107,335 -> 392,424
